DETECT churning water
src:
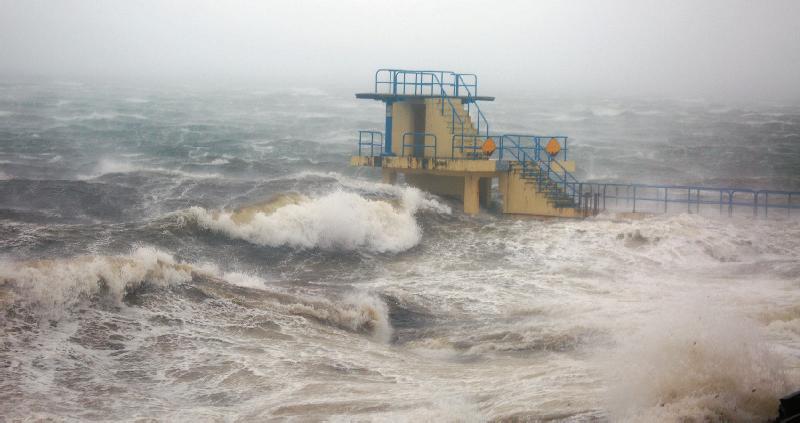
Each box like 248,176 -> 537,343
1,82 -> 799,422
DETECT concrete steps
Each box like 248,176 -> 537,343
510,162 -> 578,210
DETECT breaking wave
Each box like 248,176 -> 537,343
0,248 -> 392,341
0,247 -> 193,311
187,187 -> 450,253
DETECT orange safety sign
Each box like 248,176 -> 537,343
481,138 -> 497,157
545,138 -> 561,156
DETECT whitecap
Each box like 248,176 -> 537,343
187,187 -> 449,253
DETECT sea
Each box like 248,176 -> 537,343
1,81 -> 799,422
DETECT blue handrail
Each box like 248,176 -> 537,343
450,134 -> 501,159
402,132 -> 438,159
501,134 -> 569,162
574,182 -> 800,217
454,73 -> 489,138
373,69 -> 483,153
393,70 -> 466,150
499,134 -> 581,204
357,130 -> 383,157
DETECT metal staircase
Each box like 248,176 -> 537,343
501,136 -> 582,211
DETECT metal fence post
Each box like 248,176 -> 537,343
753,192 -> 758,217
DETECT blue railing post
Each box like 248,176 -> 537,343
383,101 -> 394,156
728,191 -> 734,217
753,192 -> 758,217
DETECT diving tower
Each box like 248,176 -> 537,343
351,69 -> 799,218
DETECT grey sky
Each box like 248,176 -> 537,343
1,0 -> 799,101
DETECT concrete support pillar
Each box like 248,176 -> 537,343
382,169 -> 397,185
498,173 -> 509,213
479,177 -> 491,207
464,175 -> 480,215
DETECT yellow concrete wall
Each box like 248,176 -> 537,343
405,173 -> 464,199
499,168 -> 580,218
391,102 -> 415,156
424,98 -> 455,159
424,98 -> 479,159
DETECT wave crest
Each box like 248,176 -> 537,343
187,188 -> 449,253
0,247 -> 193,311
1,248 -> 393,341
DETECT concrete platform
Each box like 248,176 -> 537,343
356,93 -> 495,102
350,156 -> 508,176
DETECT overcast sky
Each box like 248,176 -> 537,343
1,0 -> 799,101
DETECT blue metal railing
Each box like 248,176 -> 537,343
578,183 -> 800,217
500,134 -> 581,206
454,73 -> 489,139
374,69 -> 478,97
374,69 -> 488,154
357,130 -> 383,157
451,134 -> 495,159
499,134 -> 569,162
402,132 -> 438,159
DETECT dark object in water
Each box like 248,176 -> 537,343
778,390 -> 800,422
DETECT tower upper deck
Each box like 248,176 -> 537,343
355,69 -> 494,102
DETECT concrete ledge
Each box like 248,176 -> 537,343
356,93 -> 495,102
351,156 -> 506,176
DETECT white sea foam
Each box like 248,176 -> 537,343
53,112 -> 147,121
591,106 -> 625,117
188,187 -> 449,253
124,97 -> 150,104
280,292 -> 393,343
81,158 -> 221,179
605,300 -> 789,422
220,271 -> 268,289
0,247 -> 193,311
0,249 -> 393,341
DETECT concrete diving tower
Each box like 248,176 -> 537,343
351,69 -> 594,217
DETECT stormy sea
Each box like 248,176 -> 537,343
1,81 -> 799,422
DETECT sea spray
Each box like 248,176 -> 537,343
604,300 -> 788,422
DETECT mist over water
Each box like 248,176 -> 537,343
1,80 -> 799,422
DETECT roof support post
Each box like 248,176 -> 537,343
383,100 -> 395,156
